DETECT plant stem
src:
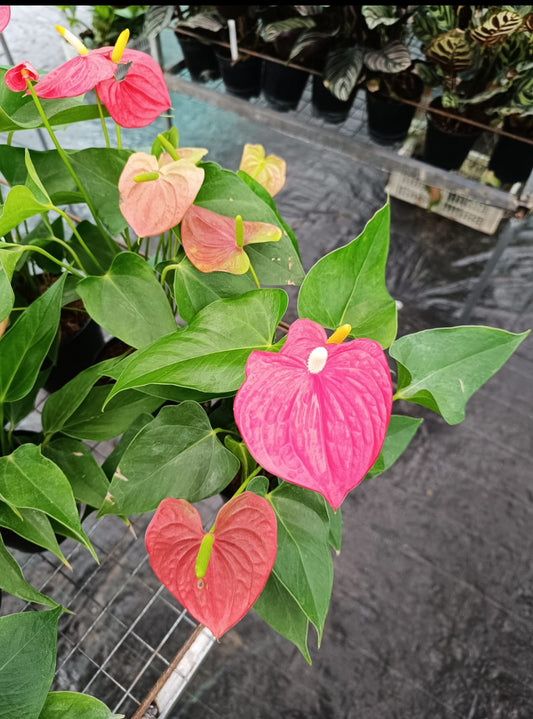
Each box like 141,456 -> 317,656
19,245 -> 85,278
115,122 -> 122,150
160,263 -> 181,287
94,89 -> 111,148
55,207 -> 104,272
248,261 -> 261,289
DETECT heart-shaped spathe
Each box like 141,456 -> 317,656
145,492 -> 277,639
234,318 -> 393,510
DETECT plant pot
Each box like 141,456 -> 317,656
176,33 -> 221,83
311,74 -> 357,124
488,115 -> 533,185
215,49 -> 262,99
262,60 -> 309,112
423,96 -> 483,171
366,74 -> 424,144
44,307 -> 106,393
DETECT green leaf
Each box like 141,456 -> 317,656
0,504 -> 68,564
261,17 -> 315,43
254,572 -> 311,663
0,185 -> 53,238
390,326 -> 530,424
106,289 -> 288,402
364,41 -> 411,74
173,251 -> 256,323
0,607 -> 62,719
99,402 -> 240,516
57,385 -> 163,442
69,220 -> 121,275
77,252 -> 177,349
0,444 -> 96,560
100,412 -> 154,480
42,439 -> 110,510
323,45 -> 364,101
298,203 -> 397,348
194,162 -> 304,286
247,475 -> 270,496
39,691 -> 124,719
362,5 -> 401,29
269,483 -> 333,642
224,436 -> 257,480
0,272 -> 66,402
365,415 -> 423,479
327,504 -> 342,552
0,536 -> 59,608
0,264 -> 13,322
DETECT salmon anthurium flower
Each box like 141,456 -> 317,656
33,28 -> 171,128
0,6 -> 10,33
118,151 -> 205,237
4,61 -> 39,92
181,205 -> 282,274
234,318 -> 393,510
145,493 -> 277,639
239,143 -> 286,196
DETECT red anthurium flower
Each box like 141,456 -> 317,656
145,493 -> 278,639
4,61 -> 39,92
234,318 -> 393,510
0,6 -> 10,33
181,205 -> 282,274
118,151 -> 205,237
94,47 -> 171,128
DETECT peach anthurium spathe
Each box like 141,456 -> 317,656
239,143 -> 286,196
181,205 -> 282,274
234,318 -> 393,510
118,152 -> 205,237
145,493 -> 277,639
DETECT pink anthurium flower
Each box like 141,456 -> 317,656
234,319 -> 393,510
4,61 -> 39,92
33,28 -> 171,128
239,143 -> 286,197
145,492 -> 277,639
0,6 -> 10,33
181,205 -> 282,274
118,151 -> 205,237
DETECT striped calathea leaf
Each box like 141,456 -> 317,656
425,29 -> 475,74
412,5 -> 459,46
364,41 -> 411,74
177,11 -> 224,33
323,45 -> 364,101
361,5 -> 401,30
260,17 -> 315,44
288,28 -> 339,63
469,9 -> 524,47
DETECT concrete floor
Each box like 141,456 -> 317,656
2,7 -> 533,718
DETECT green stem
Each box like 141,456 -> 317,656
115,122 -> 122,150
392,392 -> 401,402
94,89 -> 111,148
232,466 -> 262,499
26,80 -> 108,238
248,260 -> 261,289
160,262 -> 181,287
157,133 -> 180,161
0,404 -> 8,456
55,207 -> 104,273
18,245 -> 85,278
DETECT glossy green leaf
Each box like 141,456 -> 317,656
57,385 -> 162,442
0,265 -> 12,322
224,435 -> 257,481
39,691 -> 123,719
41,356 -> 124,436
0,272 -> 66,402
100,412 -> 154,480
106,289 -> 288,402
194,162 -> 304,286
323,45 -> 364,101
0,504 -> 68,564
0,444 -> 96,560
0,536 -> 59,608
247,475 -> 270,496
77,252 -> 177,349
254,572 -> 311,663
42,438 -> 110,509
269,483 -> 333,642
99,402 -> 240,516
298,203 -> 397,348
0,185 -> 53,237
172,251 -> 257,323
365,415 -> 424,479
0,607 -> 61,719
390,326 -> 530,424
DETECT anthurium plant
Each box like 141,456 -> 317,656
0,9 -> 530,716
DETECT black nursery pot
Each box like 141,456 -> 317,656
45,316 -> 105,393
262,60 -> 309,112
366,77 -> 424,145
423,96 -> 483,171
311,74 -> 357,124
489,116 -> 533,184
176,33 -> 220,83
215,50 -> 262,100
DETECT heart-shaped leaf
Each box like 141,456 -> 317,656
38,692 -> 123,719
145,492 -> 277,638
99,402 -> 240,516
365,415 -> 423,479
390,326 -> 530,424
297,203 -> 397,348
0,505 -> 68,564
0,536 -> 59,608
0,607 -> 61,719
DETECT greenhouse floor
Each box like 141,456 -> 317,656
2,6 -> 533,718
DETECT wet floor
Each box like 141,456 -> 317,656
2,7 -> 533,718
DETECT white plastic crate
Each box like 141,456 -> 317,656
386,119 -> 510,235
